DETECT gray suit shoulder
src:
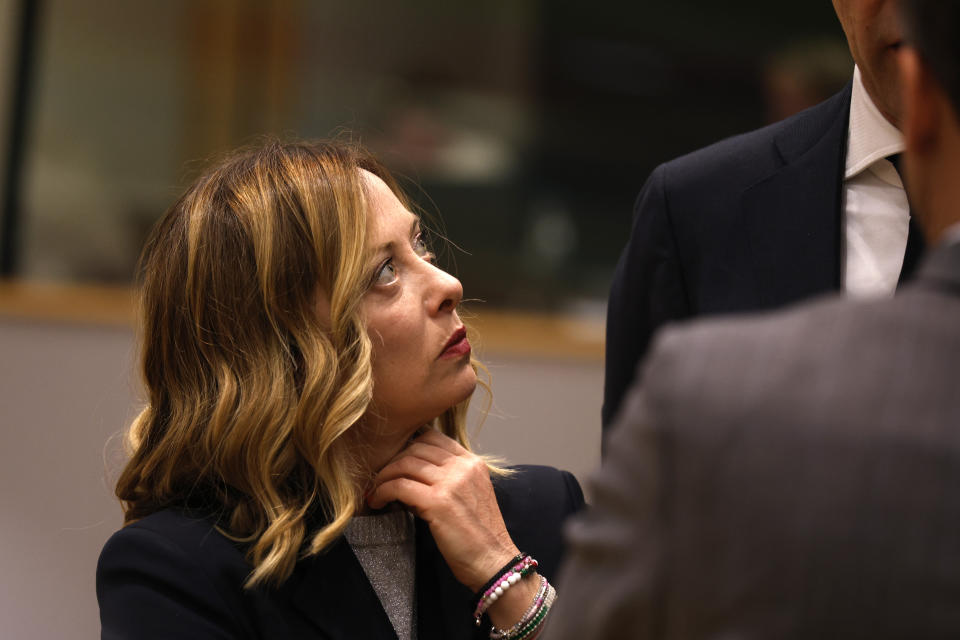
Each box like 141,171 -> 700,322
637,286 -> 960,438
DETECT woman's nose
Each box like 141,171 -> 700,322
427,264 -> 463,314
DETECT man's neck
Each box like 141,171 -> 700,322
846,66 -> 904,179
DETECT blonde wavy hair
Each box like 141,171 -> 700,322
116,139 -> 489,588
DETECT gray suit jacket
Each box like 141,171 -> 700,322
549,240 -> 960,639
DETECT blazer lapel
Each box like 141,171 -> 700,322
283,519 -> 485,640
741,83 -> 851,308
415,518 -> 481,640
288,536 -> 398,640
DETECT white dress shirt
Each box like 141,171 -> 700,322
841,66 -> 910,298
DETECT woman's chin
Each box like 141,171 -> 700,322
427,375 -> 478,422
453,370 -> 479,404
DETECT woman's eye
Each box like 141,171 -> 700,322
374,260 -> 398,286
413,233 -> 433,261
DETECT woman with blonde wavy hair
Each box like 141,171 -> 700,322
96,140 -> 584,640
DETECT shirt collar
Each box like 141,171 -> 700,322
845,65 -> 905,180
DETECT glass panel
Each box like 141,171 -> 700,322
15,0 -> 848,308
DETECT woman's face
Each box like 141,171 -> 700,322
359,170 -> 476,457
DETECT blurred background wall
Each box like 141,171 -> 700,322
0,303 -> 603,639
0,1 -> 850,637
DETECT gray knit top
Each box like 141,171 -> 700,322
344,509 -> 417,640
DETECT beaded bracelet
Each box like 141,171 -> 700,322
474,553 -> 524,603
491,582 -> 556,640
473,554 -> 539,626
489,576 -> 549,639
510,583 -> 556,640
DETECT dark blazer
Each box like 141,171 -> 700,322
97,465 -> 584,640
549,240 -> 960,639
603,84 -> 852,429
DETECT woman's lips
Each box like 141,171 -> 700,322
440,327 -> 471,359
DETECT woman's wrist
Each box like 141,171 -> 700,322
467,543 -> 521,593
472,551 -> 523,596
470,552 -> 556,638
484,573 -> 541,630
489,575 -> 549,639
487,573 -> 557,639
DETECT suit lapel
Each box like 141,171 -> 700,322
415,518 -> 480,640
282,518 -> 489,639
288,536 -> 398,640
741,83 -> 851,308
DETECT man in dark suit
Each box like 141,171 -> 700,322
604,0 -> 922,430
547,1 -> 960,636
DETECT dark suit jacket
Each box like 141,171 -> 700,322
97,465 -> 584,640
603,84 -> 852,429
549,240 -> 960,639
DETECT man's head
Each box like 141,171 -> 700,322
832,0 -> 906,125
897,0 -> 960,244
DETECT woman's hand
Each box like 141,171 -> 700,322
368,429 -> 543,628
367,429 -> 518,591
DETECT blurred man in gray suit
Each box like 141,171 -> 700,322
547,1 -> 960,637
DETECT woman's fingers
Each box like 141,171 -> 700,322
365,427 -> 520,592
374,452 -> 445,487
368,436 -> 455,508
372,435 -> 459,488
367,476 -> 432,510
414,428 -> 466,455
384,441 -> 453,468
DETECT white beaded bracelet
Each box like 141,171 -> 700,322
474,555 -> 539,625
489,575 -> 549,639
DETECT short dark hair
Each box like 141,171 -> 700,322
900,0 -> 960,116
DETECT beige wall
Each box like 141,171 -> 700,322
0,315 -> 601,639
1,319 -> 139,639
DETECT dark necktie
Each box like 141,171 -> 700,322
888,153 -> 926,285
